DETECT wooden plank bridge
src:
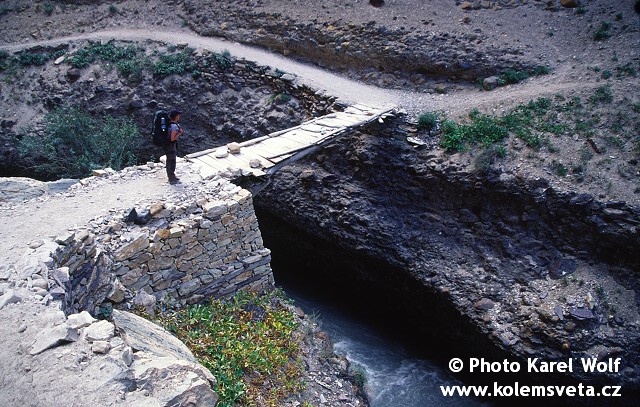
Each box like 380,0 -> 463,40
186,104 -> 395,180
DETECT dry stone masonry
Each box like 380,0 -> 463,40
46,176 -> 274,316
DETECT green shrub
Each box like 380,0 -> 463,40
17,51 -> 51,66
69,41 -> 139,70
154,290 -> 305,407
209,50 -> 233,70
589,85 -> 613,104
43,2 -> 54,16
0,4 -> 13,16
500,69 -> 530,84
18,106 -> 140,179
439,113 -> 508,151
154,49 -> 195,77
417,111 -> 439,132
474,144 -> 507,174
593,21 -> 611,41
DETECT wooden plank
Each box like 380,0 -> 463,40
245,143 -> 288,160
276,129 -> 322,145
253,139 -> 300,156
198,154 -> 238,172
300,123 -> 327,133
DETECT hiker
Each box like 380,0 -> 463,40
165,109 -> 184,184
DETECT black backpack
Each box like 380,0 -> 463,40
151,110 -> 170,147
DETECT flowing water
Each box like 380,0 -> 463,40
285,288 -> 486,407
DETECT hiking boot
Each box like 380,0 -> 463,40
168,176 -> 181,184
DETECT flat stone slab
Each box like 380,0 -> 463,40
84,320 -> 115,342
30,324 -> 79,355
111,309 -> 196,363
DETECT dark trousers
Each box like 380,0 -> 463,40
164,142 -> 177,179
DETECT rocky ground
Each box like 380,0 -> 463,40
0,0 -> 639,405
0,162 -> 366,406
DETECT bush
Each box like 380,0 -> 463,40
154,290 -> 305,407
209,50 -> 233,70
42,2 -> 54,16
69,41 -> 139,71
417,111 -> 439,132
593,21 -> 611,41
154,49 -> 195,77
440,113 -> 509,152
18,106 -> 140,179
589,85 -> 613,104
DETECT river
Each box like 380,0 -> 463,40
285,287 -> 487,407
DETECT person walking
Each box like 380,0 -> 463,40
164,109 -> 183,184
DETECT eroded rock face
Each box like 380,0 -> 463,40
254,121 -> 640,391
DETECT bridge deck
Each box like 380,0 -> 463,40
186,104 -> 395,180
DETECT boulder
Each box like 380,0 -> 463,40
0,177 -> 47,203
30,324 -> 78,355
66,310 -> 96,329
133,356 -> 218,407
0,289 -> 22,309
111,310 -> 196,362
560,0 -> 579,7
482,76 -> 501,90
84,320 -> 115,342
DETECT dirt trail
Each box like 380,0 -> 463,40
0,29 -> 599,118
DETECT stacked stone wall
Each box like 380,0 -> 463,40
46,179 -> 273,315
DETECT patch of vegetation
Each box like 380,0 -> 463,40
593,21 -> 611,41
43,2 -> 55,16
154,289 -> 305,407
417,111 -> 440,132
349,364 -> 368,389
108,4 -> 118,14
497,65 -> 550,86
69,40 -> 141,77
154,48 -> 196,77
17,50 -> 55,67
268,93 -> 292,105
18,106 -> 141,179
207,49 -> 233,70
0,3 -> 13,16
616,62 -> 637,78
550,160 -> 568,177
474,144 -> 507,174
589,85 -> 613,105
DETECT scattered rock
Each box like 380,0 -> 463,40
111,310 -> 197,363
132,356 -> 218,407
548,258 -> 577,279
569,307 -> 595,320
91,340 -> 111,354
107,278 -> 126,303
84,320 -> 115,342
122,346 -> 134,366
30,324 -> 79,355
482,76 -> 500,90
0,289 -> 22,309
67,311 -> 96,329
473,298 -> 495,310
149,203 -> 165,216
227,142 -> 241,154
66,68 -> 81,81
560,0 -> 579,8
